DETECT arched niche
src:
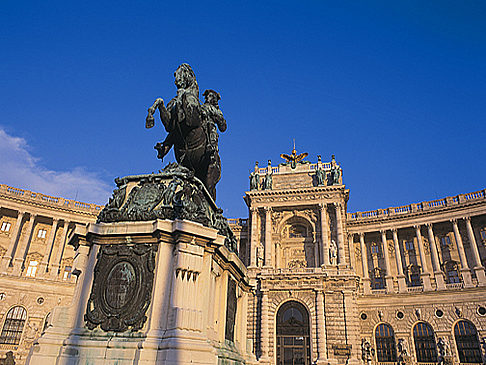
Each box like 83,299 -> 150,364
277,216 -> 317,269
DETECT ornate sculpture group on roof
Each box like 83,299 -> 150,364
280,141 -> 308,169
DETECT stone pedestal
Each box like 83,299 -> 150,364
27,168 -> 251,365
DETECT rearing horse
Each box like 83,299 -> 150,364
145,64 -> 221,200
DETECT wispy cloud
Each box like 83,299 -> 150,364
0,128 -> 111,204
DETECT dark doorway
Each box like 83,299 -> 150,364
276,301 -> 311,365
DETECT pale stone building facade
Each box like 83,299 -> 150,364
1,153 -> 486,365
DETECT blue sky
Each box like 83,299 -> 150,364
1,1 -> 485,218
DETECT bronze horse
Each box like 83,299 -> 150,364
145,64 -> 224,200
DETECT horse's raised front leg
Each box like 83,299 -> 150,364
145,98 -> 164,129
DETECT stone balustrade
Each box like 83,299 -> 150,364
0,184 -> 103,213
347,189 -> 485,221
257,161 -> 333,175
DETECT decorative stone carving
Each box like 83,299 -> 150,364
397,339 -> 410,365
361,338 -> 375,365
97,163 -> 237,252
437,337 -> 452,365
85,243 -> 158,332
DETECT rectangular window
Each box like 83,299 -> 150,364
441,236 -> 451,246
63,266 -> 72,280
37,229 -> 47,238
405,241 -> 414,251
371,245 -> 379,254
480,230 -> 486,241
26,261 -> 38,277
0,222 -> 11,232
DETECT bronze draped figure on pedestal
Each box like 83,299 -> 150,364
145,63 -> 226,201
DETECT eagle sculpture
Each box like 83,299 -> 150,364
280,142 -> 308,169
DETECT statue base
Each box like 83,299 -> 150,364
27,168 -> 251,365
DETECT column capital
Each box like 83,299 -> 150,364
425,222 -> 433,229
380,229 -> 387,235
250,207 -> 258,213
450,218 -> 458,224
359,232 -> 365,239
318,203 -> 327,210
16,210 -> 26,217
347,232 -> 355,239
413,224 -> 421,230
264,206 -> 272,213
391,228 -> 398,233
464,216 -> 471,222
28,213 -> 38,220
333,202 -> 341,208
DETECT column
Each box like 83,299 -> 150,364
12,213 -> 37,275
451,219 -> 473,287
264,207 -> 272,267
260,291 -> 269,360
414,225 -> 432,290
319,204 -> 329,266
425,223 -> 446,289
249,208 -> 258,267
392,229 -> 407,292
464,217 -> 486,285
359,233 -> 371,294
334,203 -> 346,266
316,290 -> 327,363
380,230 -> 395,292
50,221 -> 71,279
38,218 -> 59,276
348,233 -> 357,270
0,210 -> 25,272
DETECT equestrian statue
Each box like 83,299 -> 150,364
145,63 -> 226,201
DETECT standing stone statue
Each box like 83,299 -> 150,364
145,63 -> 226,200
316,158 -> 326,186
361,338 -> 375,365
263,160 -> 273,190
250,162 -> 260,190
329,154 -> 342,185
329,239 -> 337,265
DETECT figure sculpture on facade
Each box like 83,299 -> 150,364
437,337 -> 452,365
397,339 -> 409,365
250,162 -> 260,190
264,160 -> 273,190
145,63 -> 226,200
316,158 -> 326,186
329,154 -> 342,185
329,239 -> 338,265
361,338 -> 375,365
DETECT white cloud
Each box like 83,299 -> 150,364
0,128 -> 111,205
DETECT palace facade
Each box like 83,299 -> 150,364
1,154 -> 486,364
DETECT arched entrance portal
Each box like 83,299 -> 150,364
276,301 -> 311,365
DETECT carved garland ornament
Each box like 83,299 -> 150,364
85,243 -> 158,332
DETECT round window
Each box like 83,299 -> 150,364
477,306 -> 486,316
396,311 -> 404,320
435,309 -> 444,318
360,312 -> 368,320
37,297 -> 45,305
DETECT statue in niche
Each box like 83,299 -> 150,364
361,338 -> 375,365
329,239 -> 337,265
329,154 -> 342,185
145,63 -> 226,200
250,162 -> 260,190
316,156 -> 326,186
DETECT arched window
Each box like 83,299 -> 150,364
0,306 -> 27,345
375,323 -> 397,362
276,301 -> 311,365
413,322 -> 437,363
454,320 -> 482,363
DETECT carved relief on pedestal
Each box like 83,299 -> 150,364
85,243 -> 158,332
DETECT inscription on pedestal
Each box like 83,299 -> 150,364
85,244 -> 158,332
